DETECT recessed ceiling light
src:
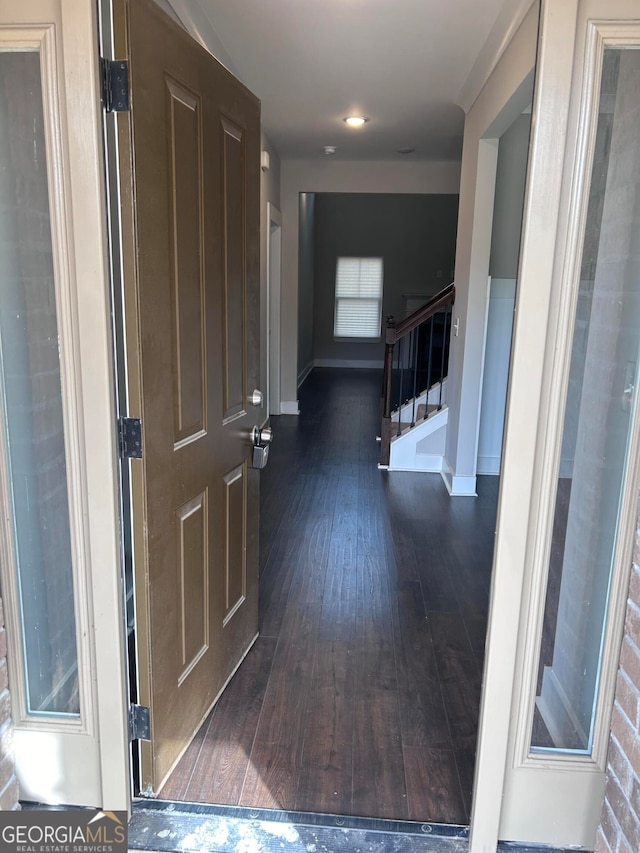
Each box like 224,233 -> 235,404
344,116 -> 368,127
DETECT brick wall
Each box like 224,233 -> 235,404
596,514 -> 640,853
0,597 -> 19,810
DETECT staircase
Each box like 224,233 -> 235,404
389,381 -> 449,471
379,283 -> 455,470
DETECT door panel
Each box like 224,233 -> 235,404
167,81 -> 206,447
222,119 -> 248,421
223,464 -> 247,623
177,490 -> 208,683
116,0 -> 261,792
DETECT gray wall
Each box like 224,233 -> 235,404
297,193 -> 315,379
478,112 -> 531,474
312,193 -> 459,364
489,114 -> 531,279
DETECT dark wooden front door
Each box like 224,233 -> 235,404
116,0 -> 261,792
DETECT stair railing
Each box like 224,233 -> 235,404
380,282 -> 455,467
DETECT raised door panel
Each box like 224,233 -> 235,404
167,80 -> 206,448
223,464 -> 247,624
221,118 -> 246,422
177,490 -> 209,684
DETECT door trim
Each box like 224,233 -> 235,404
469,0 -> 579,847
473,2 -> 640,849
0,22 -> 96,739
0,0 -> 129,809
59,0 -> 130,809
267,203 -> 282,416
510,18 -> 640,779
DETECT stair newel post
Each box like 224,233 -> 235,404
380,316 -> 396,467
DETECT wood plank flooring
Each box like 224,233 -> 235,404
160,368 -> 499,824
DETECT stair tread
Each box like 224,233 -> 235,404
416,402 -> 438,418
396,403 -> 442,432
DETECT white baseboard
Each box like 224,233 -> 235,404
440,466 -> 478,496
280,401 -> 300,415
389,455 -> 444,473
477,455 -> 501,475
297,361 -> 314,389
314,358 -> 384,369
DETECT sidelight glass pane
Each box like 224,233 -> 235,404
0,50 -> 79,716
531,47 -> 640,753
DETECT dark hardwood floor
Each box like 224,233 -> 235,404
160,368 -> 499,824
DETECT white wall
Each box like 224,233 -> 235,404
260,132 -> 281,413
477,278 -> 516,474
163,0 -> 239,76
489,114 -> 532,279
297,192 -> 315,384
280,159 -> 461,410
443,2 -> 538,496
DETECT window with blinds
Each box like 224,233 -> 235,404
333,257 -> 384,339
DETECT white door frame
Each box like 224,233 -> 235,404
0,0 -> 129,810
267,203 -> 282,416
8,0 -> 636,841
472,1 -> 640,849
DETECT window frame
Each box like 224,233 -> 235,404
333,256 -> 384,342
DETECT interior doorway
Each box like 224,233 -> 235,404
115,0 -> 511,834
153,184 -> 494,824
158,368 -> 499,822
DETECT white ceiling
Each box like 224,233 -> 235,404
172,0 -> 522,161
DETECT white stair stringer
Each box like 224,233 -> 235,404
389,405 -> 448,472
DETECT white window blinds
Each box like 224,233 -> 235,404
334,257 -> 383,338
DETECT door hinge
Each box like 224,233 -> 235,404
129,704 -> 151,742
100,57 -> 130,113
118,417 -> 143,459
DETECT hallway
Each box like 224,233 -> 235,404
159,368 -> 498,824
